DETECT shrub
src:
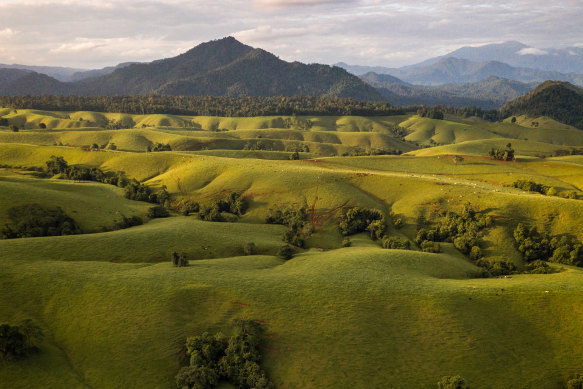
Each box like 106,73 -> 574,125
469,246 -> 482,261
342,237 -> 352,247
437,375 -> 470,389
488,143 -> 515,161
526,260 -> 555,274
420,240 -> 441,253
476,258 -> 516,276
10,124 -> 18,132
382,237 -> 411,250
393,217 -> 403,229
147,205 -> 170,219
171,252 -> 189,267
181,202 -> 200,216
244,242 -> 257,255
199,205 -> 225,222
216,192 -> 248,216
0,320 -> 43,361
277,244 -> 295,260
568,374 -> 583,389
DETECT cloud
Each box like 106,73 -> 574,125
51,40 -> 106,54
428,19 -> 452,29
517,47 -> 549,55
233,25 -> 315,42
253,0 -> 355,7
0,28 -> 14,37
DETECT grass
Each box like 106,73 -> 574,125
3,110 -> 583,388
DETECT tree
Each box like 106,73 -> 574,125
45,155 -> 69,175
452,155 -> 464,165
10,124 -> 18,132
39,123 -> 46,129
171,252 -> 189,267
567,374 -> 583,389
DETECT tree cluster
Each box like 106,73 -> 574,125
0,320 -> 43,361
511,180 -> 556,196
176,320 -> 272,389
337,207 -> 386,240
147,143 -> 172,152
199,192 -> 248,222
266,204 -> 312,248
1,204 -> 81,239
45,155 -> 170,206
488,143 -> 515,161
417,107 -> 444,119
341,147 -> 402,157
416,205 -> 492,258
513,224 -> 583,266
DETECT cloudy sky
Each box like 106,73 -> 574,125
0,0 -> 581,69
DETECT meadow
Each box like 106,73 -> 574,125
2,109 -> 583,388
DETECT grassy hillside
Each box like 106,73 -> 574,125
4,112 -> 583,388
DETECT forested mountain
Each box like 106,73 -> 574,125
0,37 -> 381,100
501,81 -> 583,128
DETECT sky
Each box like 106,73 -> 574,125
0,0 -> 581,69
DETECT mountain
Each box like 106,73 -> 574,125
0,37 -> 380,100
340,57 -> 583,86
361,72 -> 534,109
75,37 -> 381,99
424,41 -> 583,74
0,64 -> 88,82
0,68 -> 70,95
500,81 -> 583,128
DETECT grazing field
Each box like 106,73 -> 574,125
2,110 -> 583,388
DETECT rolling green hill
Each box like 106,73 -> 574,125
4,110 -> 583,388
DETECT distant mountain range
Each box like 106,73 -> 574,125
337,41 -> 583,87
338,57 -> 583,86
362,73 -> 534,109
0,37 -> 381,100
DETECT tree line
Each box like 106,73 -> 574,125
0,95 -> 408,117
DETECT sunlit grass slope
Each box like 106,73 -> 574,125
1,246 -> 583,388
0,171 -> 150,232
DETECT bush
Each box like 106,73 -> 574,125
147,205 -> 170,219
469,246 -> 482,260
476,258 -> 516,276
1,204 -> 81,239
568,374 -> 583,389
513,223 -> 583,266
216,192 -> 248,216
277,244 -> 295,260
526,260 -> 555,274
243,242 -> 257,255
420,240 -> 441,253
171,252 -> 189,267
199,205 -> 225,222
0,320 -> 43,361
382,237 -> 411,250
437,375 -> 470,389
342,237 -> 352,247
488,143 -> 515,161
511,180 -> 550,195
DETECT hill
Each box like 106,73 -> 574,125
501,81 -> 583,129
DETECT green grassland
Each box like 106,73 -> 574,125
3,110 -> 583,388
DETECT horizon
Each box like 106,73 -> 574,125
0,0 -> 581,69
